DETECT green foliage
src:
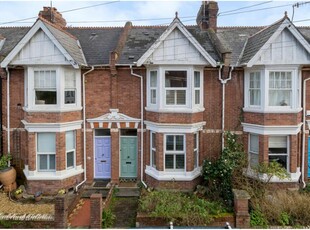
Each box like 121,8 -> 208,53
0,154 -> 12,170
278,212 -> 290,226
250,208 -> 268,228
139,190 -> 227,226
202,132 -> 246,205
255,161 -> 289,183
102,208 -> 115,228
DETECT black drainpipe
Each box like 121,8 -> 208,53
0,74 -> 3,156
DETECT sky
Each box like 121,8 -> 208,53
0,1 -> 310,28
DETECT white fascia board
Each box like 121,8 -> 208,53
242,122 -> 302,135
144,120 -> 206,133
145,165 -> 201,181
1,20 -> 78,68
22,120 -> 83,132
136,18 -> 216,67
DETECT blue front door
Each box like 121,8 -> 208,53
95,137 -> 111,179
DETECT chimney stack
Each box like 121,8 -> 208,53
38,7 -> 67,27
196,1 -> 219,32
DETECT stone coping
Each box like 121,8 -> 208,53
0,213 -> 54,221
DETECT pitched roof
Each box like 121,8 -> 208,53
40,19 -> 87,66
0,27 -> 30,61
67,27 -> 123,65
239,17 -> 285,65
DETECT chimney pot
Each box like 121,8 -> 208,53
196,1 -> 219,32
38,6 -> 67,27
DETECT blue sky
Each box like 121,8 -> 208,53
1,1 -> 310,27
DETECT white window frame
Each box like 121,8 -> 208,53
164,134 -> 186,172
36,133 -> 56,172
248,133 -> 259,168
164,70 -> 187,106
268,136 -> 289,171
244,66 -> 300,113
146,66 -> 204,113
66,130 -> 76,170
24,66 -> 82,112
64,69 -> 77,105
150,131 -> 156,168
193,132 -> 199,169
249,72 -> 261,107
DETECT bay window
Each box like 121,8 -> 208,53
244,67 -> 299,112
37,133 -> 56,171
147,66 -> 203,112
165,135 -> 185,171
25,67 -> 81,112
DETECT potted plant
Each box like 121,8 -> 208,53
34,191 -> 42,202
14,188 -> 23,200
0,154 -> 16,188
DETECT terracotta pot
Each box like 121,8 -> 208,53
0,167 -> 16,186
15,193 -> 23,200
35,195 -> 42,202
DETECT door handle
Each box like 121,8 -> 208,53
126,162 -> 131,164
101,160 -> 106,162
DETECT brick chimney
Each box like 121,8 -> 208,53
196,1 -> 219,32
38,7 -> 67,27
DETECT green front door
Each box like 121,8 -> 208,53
120,137 -> 137,178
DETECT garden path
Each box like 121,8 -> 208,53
68,198 -> 90,228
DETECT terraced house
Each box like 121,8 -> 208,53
1,1 -> 310,194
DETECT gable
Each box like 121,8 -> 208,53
148,28 -> 209,65
11,29 -> 69,65
137,18 -> 216,67
254,28 -> 310,65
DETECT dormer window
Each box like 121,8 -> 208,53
24,66 -> 82,112
146,66 -> 204,113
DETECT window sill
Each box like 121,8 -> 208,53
145,107 -> 205,114
23,165 -> 84,180
23,106 -> 82,113
244,167 -> 300,183
145,165 -> 201,181
243,107 -> 302,114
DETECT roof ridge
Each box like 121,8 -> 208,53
66,26 -> 123,29
132,25 -> 168,28
39,17 -> 77,40
217,26 -> 266,29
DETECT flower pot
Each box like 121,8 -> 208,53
35,195 -> 42,202
0,167 -> 16,186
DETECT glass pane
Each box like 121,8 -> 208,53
34,70 -> 56,88
150,71 -> 157,87
49,154 -> 56,170
250,152 -> 259,168
35,91 -> 57,104
176,155 -> 185,169
195,90 -> 200,104
165,71 -> 187,87
66,131 -> 75,151
269,90 -> 291,106
95,129 -> 110,136
250,89 -> 261,106
269,136 -> 287,148
67,151 -> 74,168
194,71 -> 200,87
176,90 -> 186,105
65,71 -> 76,88
37,133 -> 56,152
65,91 -> 76,104
39,155 -> 48,170
269,155 -> 287,169
250,134 -> 259,153
194,150 -> 198,168
151,132 -> 156,149
166,135 -> 174,151
165,155 -> 174,169
151,90 -> 156,104
152,150 -> 156,168
166,90 -> 175,105
176,135 -> 184,151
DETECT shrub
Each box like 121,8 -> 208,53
202,132 -> 246,205
250,208 -> 268,228
102,208 -> 115,228
139,190 -> 227,226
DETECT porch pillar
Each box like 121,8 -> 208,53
111,128 -> 119,184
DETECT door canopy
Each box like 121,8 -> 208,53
87,109 -> 140,129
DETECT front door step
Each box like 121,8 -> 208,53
115,187 -> 140,197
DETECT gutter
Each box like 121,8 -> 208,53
75,66 -> 95,192
218,64 -> 234,151
301,76 -> 310,188
130,65 -> 147,188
